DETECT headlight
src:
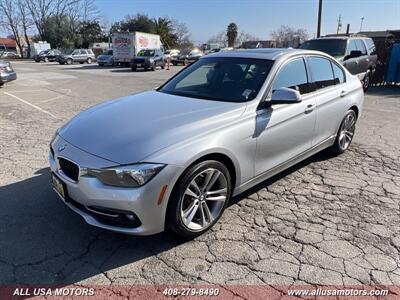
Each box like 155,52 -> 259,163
149,58 -> 154,62
87,163 -> 165,187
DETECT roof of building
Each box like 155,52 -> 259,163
0,38 -> 17,48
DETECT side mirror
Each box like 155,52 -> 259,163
345,50 -> 362,60
269,87 -> 302,105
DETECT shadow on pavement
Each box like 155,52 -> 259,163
366,86 -> 400,97
0,168 -> 183,284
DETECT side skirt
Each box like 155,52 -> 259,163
232,135 -> 336,196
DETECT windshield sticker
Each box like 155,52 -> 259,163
242,89 -> 253,98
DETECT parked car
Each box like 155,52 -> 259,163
58,49 -> 95,65
300,36 -> 377,90
34,49 -> 61,62
0,60 -> 17,87
0,51 -> 20,59
164,49 -> 180,61
171,48 -> 192,65
97,50 -> 114,66
130,49 -> 165,71
49,49 -> 364,237
187,48 -> 203,63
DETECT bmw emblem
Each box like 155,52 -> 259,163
58,144 -> 67,152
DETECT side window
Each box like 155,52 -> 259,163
331,62 -> 345,85
272,58 -> 310,95
364,39 -> 376,55
347,40 -> 358,54
355,40 -> 367,55
80,50 -> 87,55
308,57 -> 335,90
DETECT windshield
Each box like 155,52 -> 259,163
180,49 -> 191,55
159,57 -> 273,102
138,49 -> 155,56
300,39 -> 347,57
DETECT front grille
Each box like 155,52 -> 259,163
59,158 -> 79,181
134,58 -> 145,63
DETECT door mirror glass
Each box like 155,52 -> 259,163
270,87 -> 302,104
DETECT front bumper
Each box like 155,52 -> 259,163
0,71 -> 17,83
130,60 -> 151,68
49,135 -> 184,235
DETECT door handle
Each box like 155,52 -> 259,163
304,104 -> 315,113
340,90 -> 347,97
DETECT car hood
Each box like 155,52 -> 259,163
59,91 -> 246,165
98,55 -> 112,60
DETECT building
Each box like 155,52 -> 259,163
0,37 -> 17,53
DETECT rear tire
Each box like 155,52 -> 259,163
66,58 -> 73,65
330,109 -> 357,155
166,160 -> 231,238
362,71 -> 370,91
87,58 -> 92,64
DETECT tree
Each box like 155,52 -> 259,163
236,31 -> 259,47
207,31 -> 227,47
17,0 -> 33,57
171,19 -> 192,48
271,25 -> 309,48
111,14 -> 155,33
76,20 -> 106,48
153,17 -> 177,48
0,0 -> 24,56
226,22 -> 238,47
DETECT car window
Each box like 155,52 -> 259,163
364,39 -> 376,55
80,50 -> 87,55
331,62 -> 345,85
347,40 -> 358,54
272,58 -> 310,95
308,57 -> 335,90
355,40 -> 367,55
299,39 -> 347,57
160,57 -> 273,102
71,50 -> 79,55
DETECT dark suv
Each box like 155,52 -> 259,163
34,49 -> 61,62
300,36 -> 377,90
130,49 -> 165,71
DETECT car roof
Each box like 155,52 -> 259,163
205,48 -> 327,61
309,36 -> 371,41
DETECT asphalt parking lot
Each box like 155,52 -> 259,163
0,60 -> 399,287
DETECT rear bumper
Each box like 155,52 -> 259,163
0,71 -> 17,83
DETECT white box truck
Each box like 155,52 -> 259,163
112,32 -> 163,66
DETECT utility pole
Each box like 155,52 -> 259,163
359,17 -> 365,32
336,14 -> 342,34
317,0 -> 323,37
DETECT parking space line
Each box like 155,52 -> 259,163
3,91 -> 59,119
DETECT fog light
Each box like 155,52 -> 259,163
125,214 -> 135,221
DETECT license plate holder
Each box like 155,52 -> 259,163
52,173 -> 66,200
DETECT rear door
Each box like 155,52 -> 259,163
307,56 -> 348,146
355,39 -> 369,75
342,40 -> 359,75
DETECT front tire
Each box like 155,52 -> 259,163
66,58 -> 73,65
166,160 -> 231,238
331,109 -> 357,155
87,58 -> 92,64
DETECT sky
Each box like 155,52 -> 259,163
94,0 -> 400,43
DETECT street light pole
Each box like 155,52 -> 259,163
317,0 -> 323,37
360,17 -> 365,32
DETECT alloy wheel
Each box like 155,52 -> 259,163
338,111 -> 356,150
180,168 -> 228,231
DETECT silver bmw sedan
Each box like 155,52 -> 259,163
49,49 -> 364,237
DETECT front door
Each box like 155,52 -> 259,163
255,57 -> 316,175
